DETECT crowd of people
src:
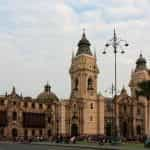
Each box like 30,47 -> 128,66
0,134 -> 148,145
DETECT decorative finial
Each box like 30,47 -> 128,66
140,50 -> 143,57
12,86 -> 16,94
114,28 -> 117,40
45,82 -> 51,92
5,91 -> 8,97
82,28 -> 86,38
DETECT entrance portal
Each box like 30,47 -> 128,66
47,129 -> 51,137
12,128 -> 18,139
137,126 -> 141,136
106,123 -> 111,136
71,124 -> 78,136
122,122 -> 127,137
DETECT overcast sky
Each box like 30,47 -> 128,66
0,0 -> 150,99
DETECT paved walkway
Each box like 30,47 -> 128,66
31,142 -> 124,150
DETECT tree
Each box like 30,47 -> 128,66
137,80 -> 150,99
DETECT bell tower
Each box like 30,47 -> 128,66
129,53 -> 149,97
69,31 -> 99,100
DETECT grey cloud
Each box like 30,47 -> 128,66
0,0 -> 149,98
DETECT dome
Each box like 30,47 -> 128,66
136,54 -> 146,65
136,54 -> 147,70
78,32 -> 90,47
76,31 -> 92,56
37,83 -> 59,103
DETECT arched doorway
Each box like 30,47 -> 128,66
137,126 -> 141,136
24,129 -> 28,140
0,128 -> 4,137
12,128 -> 18,139
47,129 -> 51,137
122,122 -> 127,137
106,123 -> 111,136
71,124 -> 78,136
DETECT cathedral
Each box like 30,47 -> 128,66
0,32 -> 150,140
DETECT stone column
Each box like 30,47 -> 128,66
144,99 -> 148,135
147,99 -> 150,136
115,101 -> 120,137
133,104 -> 137,136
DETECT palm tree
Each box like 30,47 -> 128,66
137,80 -> 150,99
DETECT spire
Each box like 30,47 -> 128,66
76,29 -> 92,56
114,28 -> 117,41
5,91 -> 8,97
121,85 -> 127,94
44,82 -> 51,93
11,86 -> 16,95
136,53 -> 147,70
82,28 -> 86,38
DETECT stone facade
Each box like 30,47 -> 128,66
59,32 -> 105,136
0,85 -> 60,140
109,54 -> 150,138
0,32 -> 150,140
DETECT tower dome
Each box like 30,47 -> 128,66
76,31 -> 92,56
37,83 -> 59,103
136,53 -> 147,70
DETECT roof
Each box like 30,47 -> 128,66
37,83 -> 59,103
76,32 -> 92,56
136,54 -> 146,65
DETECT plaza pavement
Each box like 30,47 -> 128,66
32,142 -> 123,150
0,142 -> 122,150
0,142 -> 148,150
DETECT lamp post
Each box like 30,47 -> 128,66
104,83 -> 115,137
102,29 -> 129,137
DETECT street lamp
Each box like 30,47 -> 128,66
102,29 -> 129,96
102,29 -> 129,137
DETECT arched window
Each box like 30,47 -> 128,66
24,102 -> 28,108
90,103 -> 93,109
87,78 -> 93,90
32,103 -> 35,109
0,100 -> 4,105
12,112 -> 17,121
13,101 -> 16,105
48,117 -> 51,123
39,104 -> 43,109
32,130 -> 35,136
74,78 -> 78,90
